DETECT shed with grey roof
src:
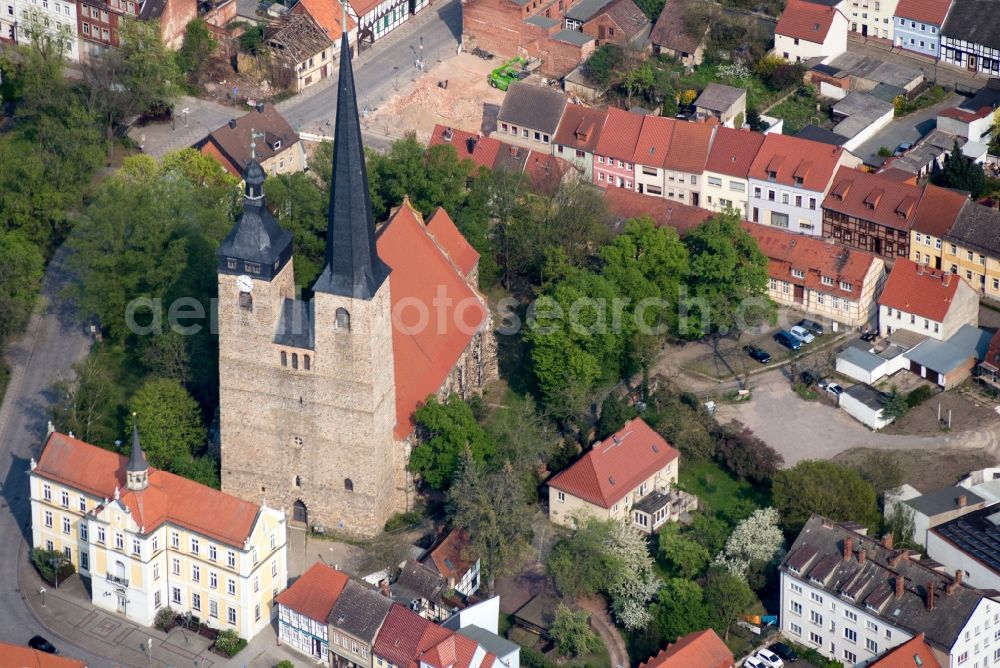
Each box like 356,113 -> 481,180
524,15 -> 559,29
904,324 -> 993,388
563,0 -> 615,21
551,29 -> 595,46
840,383 -> 894,429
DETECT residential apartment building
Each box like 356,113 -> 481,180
495,82 -> 568,153
747,224 -> 886,328
878,258 -> 979,339
30,429 -> 287,641
940,0 -> 1000,75
928,505 -> 1000,592
276,562 -> 348,662
748,134 -> 859,236
328,579 -> 393,668
547,418 -> 695,533
780,516 -> 1000,668
593,107 -> 643,190
942,200 -> 1000,301
630,115 -> 714,206
774,0 -> 849,63
822,167 -> 923,261
553,103 -> 606,180
702,127 -> 765,217
13,0 -> 79,61
893,0 -> 953,58
907,183 -> 968,270
845,0 -> 898,39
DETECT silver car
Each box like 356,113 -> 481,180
789,325 -> 815,344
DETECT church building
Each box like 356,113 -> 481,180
216,15 -> 497,537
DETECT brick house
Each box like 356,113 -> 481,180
638,630 -> 733,668
77,0 -> 134,58
649,0 -> 705,67
139,0 -> 196,48
566,0 -> 649,51
197,102 -> 307,177
878,258 -> 979,340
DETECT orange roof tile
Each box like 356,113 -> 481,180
705,127 -> 766,177
0,643 -> 87,668
744,223 -> 880,302
426,207 -> 480,279
554,104 -> 607,154
632,114 -> 674,166
595,107 -> 644,162
34,433 -> 261,548
603,187 -> 711,235
429,124 -> 501,174
870,633 -> 942,668
524,151 -> 569,194
878,258 -> 961,321
639,629 -> 733,668
377,201 -> 489,439
877,167 -> 919,184
424,528 -> 474,581
749,133 -> 845,192
548,417 -> 678,508
776,0 -> 838,42
662,120 -> 715,173
939,105 -> 993,122
374,604 -> 432,668
823,167 -> 924,232
894,0 -> 952,25
275,562 -> 349,622
292,0 -> 356,40
910,183 -> 967,237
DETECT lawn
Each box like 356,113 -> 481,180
657,61 -> 788,111
766,87 -> 828,135
678,460 -> 772,518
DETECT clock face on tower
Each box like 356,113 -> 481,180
236,275 -> 253,293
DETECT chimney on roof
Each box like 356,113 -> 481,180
858,547 -> 866,566
882,533 -> 894,550
379,580 -> 391,598
895,574 -> 905,598
466,137 -> 477,153
843,536 -> 854,562
926,580 -> 936,610
958,494 -> 968,508
228,118 -> 237,129
256,102 -> 265,113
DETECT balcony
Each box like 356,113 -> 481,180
106,572 -> 129,587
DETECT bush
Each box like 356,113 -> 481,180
30,548 -> 75,585
384,510 -> 423,532
213,629 -> 247,657
906,385 -> 934,408
766,63 -> 804,90
714,421 -> 783,484
154,606 -> 178,631
275,662 -> 295,668
521,647 -> 556,668
878,146 -> 893,157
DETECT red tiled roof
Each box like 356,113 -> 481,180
34,433 -> 260,548
426,208 -> 480,279
0,643 -> 87,668
429,124 -> 501,173
822,167 -> 924,232
378,201 -> 489,439
662,120 -> 715,173
910,183 -> 967,237
744,223 -> 880,302
939,105 -> 993,122
632,114 -> 674,166
603,187 -> 711,235
548,417 -> 678,508
524,151 -> 570,194
894,0 -> 952,25
870,633 -> 942,668
705,127 -> 766,178
749,133 -> 845,193
986,329 -> 1000,364
292,0 -> 356,40
350,0 -> 383,18
424,529 -> 474,581
374,604 -> 431,668
776,0 -> 838,42
649,0 -> 703,54
877,167 -> 919,184
554,104 -> 607,154
595,107 -> 644,162
275,562 -> 349,622
638,629 -> 734,668
878,258 -> 961,321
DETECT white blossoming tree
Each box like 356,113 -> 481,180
604,520 -> 661,630
713,507 -> 785,583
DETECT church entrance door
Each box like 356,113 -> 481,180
292,500 -> 308,527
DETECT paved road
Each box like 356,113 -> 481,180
135,0 -> 461,158
850,92 -> 963,166
0,246 -> 106,666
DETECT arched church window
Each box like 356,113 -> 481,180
344,478 -> 354,492
280,351 -> 287,366
291,353 -> 299,369
336,308 -> 351,331
239,292 -> 252,311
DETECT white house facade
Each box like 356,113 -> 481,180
13,0 -> 79,61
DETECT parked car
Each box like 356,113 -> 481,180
797,319 -> 825,336
826,383 -> 844,397
894,141 -> 913,156
861,329 -> 878,342
769,643 -> 799,663
789,325 -> 815,344
774,330 -> 801,350
755,648 -> 785,668
744,658 -> 768,668
745,344 -> 772,364
800,369 -> 821,386
28,636 -> 57,654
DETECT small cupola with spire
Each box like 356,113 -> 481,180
126,417 -> 150,492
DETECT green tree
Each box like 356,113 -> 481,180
657,523 -> 710,579
138,330 -> 191,384
484,394 -> 560,493
881,387 -> 910,420
773,460 -> 880,534
448,454 -> 532,594
596,394 -> 638,439
704,568 -> 754,640
161,148 -> 238,189
650,578 -> 710,642
582,45 -> 623,90
548,518 -> 615,598
51,356 -> 123,446
0,230 -> 44,344
366,135 -> 472,221
264,172 -> 328,286
850,450 -> 903,503
550,605 -> 602,657
933,139 -> 988,198
687,514 -> 730,555
409,395 -> 495,490
176,18 -> 216,83
129,378 -> 207,470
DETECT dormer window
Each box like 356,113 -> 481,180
822,276 -> 833,286
273,139 -> 281,151
794,176 -> 803,185
767,170 -> 777,180
792,269 -> 805,279
840,281 -> 852,291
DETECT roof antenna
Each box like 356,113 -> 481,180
250,127 -> 264,162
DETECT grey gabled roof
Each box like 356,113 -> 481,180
497,82 -> 568,135
838,345 -> 885,372
552,28 -> 595,46
796,124 -> 849,146
903,486 -> 986,517
524,14 -> 559,28
694,83 -> 746,112
313,30 -> 390,300
394,559 -> 445,602
944,200 -> 1000,257
844,383 -> 887,410
905,324 -> 992,374
564,0 -> 615,21
217,161 -> 294,278
942,0 -> 1000,50
457,625 -> 520,658
327,580 -> 393,643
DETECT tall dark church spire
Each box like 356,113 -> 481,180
312,4 -> 389,299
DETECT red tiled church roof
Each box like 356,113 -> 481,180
548,417 -> 678,508
426,208 -> 480,279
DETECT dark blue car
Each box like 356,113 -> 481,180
774,330 -> 801,351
